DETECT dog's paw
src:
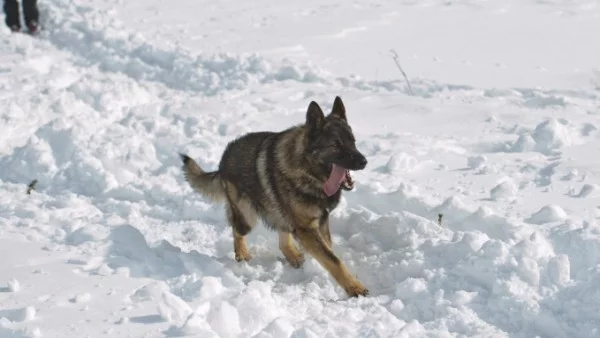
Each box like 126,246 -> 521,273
234,249 -> 252,262
345,281 -> 369,297
284,251 -> 305,268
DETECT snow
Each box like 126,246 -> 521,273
526,205 -> 569,225
489,179 -> 517,201
6,278 -> 20,293
1,0 -> 600,337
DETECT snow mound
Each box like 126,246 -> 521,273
574,184 -> 599,198
254,317 -> 295,338
511,118 -> 574,154
433,196 -> 474,221
510,118 -> 576,155
490,179 -> 518,200
158,291 -> 193,325
0,119 -> 121,195
7,278 -> 20,292
206,301 -> 242,337
376,152 -> 419,174
459,206 -> 519,241
561,169 -> 579,181
0,306 -> 36,323
0,324 -> 42,338
532,119 -> 573,153
547,254 -> 571,286
466,155 -> 497,174
467,155 -> 487,169
174,313 -> 219,337
526,205 -> 568,224
510,134 -> 537,153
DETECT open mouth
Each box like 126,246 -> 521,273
341,169 -> 354,191
323,163 -> 355,196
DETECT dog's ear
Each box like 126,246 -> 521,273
329,96 -> 347,121
306,101 -> 325,132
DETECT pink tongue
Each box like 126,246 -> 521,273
323,164 -> 347,196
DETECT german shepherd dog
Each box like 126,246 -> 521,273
179,96 -> 369,297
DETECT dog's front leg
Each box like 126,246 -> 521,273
319,219 -> 332,249
293,221 -> 368,297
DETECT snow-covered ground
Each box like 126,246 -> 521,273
1,0 -> 600,337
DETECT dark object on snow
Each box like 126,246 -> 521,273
3,0 -> 39,34
180,96 -> 370,298
26,179 -> 38,195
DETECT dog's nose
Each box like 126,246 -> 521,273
349,152 -> 368,169
358,156 -> 367,168
352,153 -> 367,169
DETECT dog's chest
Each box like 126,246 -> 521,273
323,192 -> 341,211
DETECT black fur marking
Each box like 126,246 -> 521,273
179,153 -> 191,164
249,137 -> 268,214
265,134 -> 290,224
319,209 -> 329,226
227,199 -> 253,236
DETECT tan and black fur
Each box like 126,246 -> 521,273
179,96 -> 369,297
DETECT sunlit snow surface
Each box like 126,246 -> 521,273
1,0 -> 600,337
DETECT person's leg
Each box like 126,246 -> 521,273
3,0 -> 21,31
22,0 -> 39,33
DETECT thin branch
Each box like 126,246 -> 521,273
389,49 -> 413,96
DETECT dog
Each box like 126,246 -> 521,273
179,96 -> 369,297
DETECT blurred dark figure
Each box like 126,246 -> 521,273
3,0 -> 39,34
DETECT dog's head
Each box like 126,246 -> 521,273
304,96 -> 367,196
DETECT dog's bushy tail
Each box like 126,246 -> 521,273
179,153 -> 226,202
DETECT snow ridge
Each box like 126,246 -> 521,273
41,0 -> 328,95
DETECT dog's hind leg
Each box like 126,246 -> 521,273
278,231 -> 305,268
227,201 -> 254,262
232,227 -> 251,262
224,185 -> 257,262
293,221 -> 368,297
